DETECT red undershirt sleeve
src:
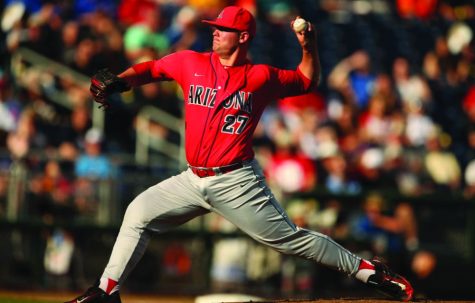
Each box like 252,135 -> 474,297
296,66 -> 313,92
273,67 -> 313,98
129,61 -> 154,87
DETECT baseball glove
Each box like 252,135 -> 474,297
90,68 -> 130,109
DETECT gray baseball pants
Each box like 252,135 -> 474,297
102,160 -> 361,284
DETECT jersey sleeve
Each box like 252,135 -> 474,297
268,66 -> 313,98
149,50 -> 195,83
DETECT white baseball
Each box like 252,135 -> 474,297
293,18 -> 308,32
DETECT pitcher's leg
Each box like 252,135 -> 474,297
217,195 -> 360,275
102,172 -> 208,284
206,162 -> 361,276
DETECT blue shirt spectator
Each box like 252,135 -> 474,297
75,154 -> 114,180
75,128 -> 115,180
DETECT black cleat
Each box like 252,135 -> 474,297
367,258 -> 414,301
64,283 -> 121,303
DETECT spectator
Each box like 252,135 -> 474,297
310,124 -> 340,160
403,99 -> 436,148
69,38 -> 99,76
17,3 -> 63,59
358,93 -> 391,145
350,193 -> 419,263
42,160 -> 71,194
57,105 -> 92,161
37,159 -> 77,288
75,128 -> 115,180
0,82 -> 22,154
320,143 -> 361,195
327,101 -> 359,154
86,11 -> 129,74
395,150 -> 430,195
410,249 -> 438,298
266,144 -> 317,195
328,50 -> 376,110
356,147 -> 397,190
424,129 -> 462,190
60,21 -> 80,67
166,6 -> 208,52
278,91 -> 326,160
43,228 -> 76,289
392,57 -> 432,113
24,158 -> 75,223
373,73 -> 400,113
278,91 -> 326,132
123,3 -> 170,61
6,109 -> 36,160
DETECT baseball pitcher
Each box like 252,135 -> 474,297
66,6 -> 413,303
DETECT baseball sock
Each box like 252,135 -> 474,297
99,277 -> 119,295
355,259 -> 376,283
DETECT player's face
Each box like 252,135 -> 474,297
212,26 -> 241,57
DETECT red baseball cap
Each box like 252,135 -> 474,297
202,6 -> 256,38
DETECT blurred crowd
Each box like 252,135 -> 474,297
255,1 -> 475,200
0,0 -> 474,297
1,0 -> 472,199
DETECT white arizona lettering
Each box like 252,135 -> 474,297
222,91 -> 253,113
188,85 -> 195,104
188,86 -> 251,111
188,85 -> 217,108
208,89 -> 217,107
194,86 -> 204,105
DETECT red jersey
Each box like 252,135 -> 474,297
146,50 -> 312,167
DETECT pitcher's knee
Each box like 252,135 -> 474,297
122,197 -> 151,228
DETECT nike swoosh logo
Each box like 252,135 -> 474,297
194,73 -> 204,77
76,293 -> 98,303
